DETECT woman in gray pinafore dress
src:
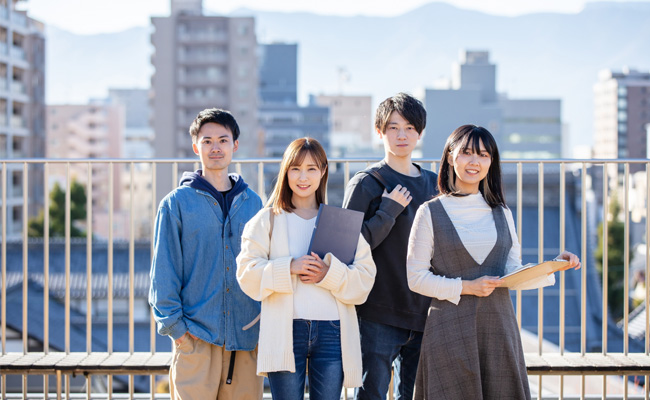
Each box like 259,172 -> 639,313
406,125 -> 581,399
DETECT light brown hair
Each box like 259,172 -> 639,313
267,137 -> 329,214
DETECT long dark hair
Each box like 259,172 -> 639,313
437,125 -> 506,208
267,137 -> 329,214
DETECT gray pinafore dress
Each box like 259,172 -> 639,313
414,198 -> 531,400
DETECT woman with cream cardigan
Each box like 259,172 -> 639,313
236,137 -> 376,400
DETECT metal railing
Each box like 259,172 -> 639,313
1,157 -> 650,399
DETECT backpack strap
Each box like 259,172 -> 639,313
268,208 -> 275,240
242,209 -> 273,332
361,166 -> 391,191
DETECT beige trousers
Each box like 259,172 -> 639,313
169,335 -> 264,400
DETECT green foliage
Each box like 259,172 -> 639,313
28,180 -> 87,237
595,195 -> 630,321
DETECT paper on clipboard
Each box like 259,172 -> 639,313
500,259 -> 569,288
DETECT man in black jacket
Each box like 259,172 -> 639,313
342,93 -> 438,400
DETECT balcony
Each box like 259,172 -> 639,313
1,157 -> 650,399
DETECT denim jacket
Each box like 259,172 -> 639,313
149,182 -> 263,350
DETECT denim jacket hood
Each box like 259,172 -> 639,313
149,175 -> 263,350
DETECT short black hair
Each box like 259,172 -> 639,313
375,93 -> 426,134
189,108 -> 240,142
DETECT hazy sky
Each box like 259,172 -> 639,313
23,0 -> 648,34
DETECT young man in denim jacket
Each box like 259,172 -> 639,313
149,108 -> 263,400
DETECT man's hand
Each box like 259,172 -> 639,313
461,276 -> 502,297
175,332 -> 198,345
382,184 -> 412,208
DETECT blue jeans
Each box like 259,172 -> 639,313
355,318 -> 423,400
268,319 -> 344,400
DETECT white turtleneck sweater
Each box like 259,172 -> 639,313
406,193 -> 554,304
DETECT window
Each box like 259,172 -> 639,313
618,86 -> 627,97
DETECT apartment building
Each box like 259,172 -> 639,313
0,0 -> 45,238
151,0 -> 259,159
594,68 -> 650,172
46,104 -> 124,238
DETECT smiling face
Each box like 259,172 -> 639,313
448,138 -> 492,194
378,111 -> 421,161
287,153 -> 325,206
192,122 -> 238,173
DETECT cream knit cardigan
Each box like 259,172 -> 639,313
236,208 -> 376,388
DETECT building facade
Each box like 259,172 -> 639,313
0,2 -> 45,238
421,50 -> 563,159
311,94 -> 372,155
150,0 -> 259,160
46,104 -> 124,238
258,43 -> 329,157
594,68 -> 650,169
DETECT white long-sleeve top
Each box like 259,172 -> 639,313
407,193 -> 554,304
286,212 -> 339,320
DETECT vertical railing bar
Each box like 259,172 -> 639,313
624,163 -> 630,355
108,163 -> 114,354
22,375 -> 27,400
645,374 -> 649,400
560,163 -> 566,354
172,162 -> 178,194
65,163 -> 71,354
86,162 -> 93,354
602,164 -> 609,355
646,163 -> 650,356
581,375 -> 585,400
44,161 -> 50,397
22,162 -> 28,354
344,162 -> 350,188
1,162 -> 6,355
581,163 -> 588,356
537,376 -> 542,400
108,162 -> 115,399
430,161 -> 437,173
151,163 -> 157,355
86,375 -> 91,400
150,163 -> 157,400
602,375 -> 606,400
538,162 -> 544,355
517,162 -> 523,330
193,161 -> 198,171
258,162 -> 265,203
235,162 -> 242,177
559,162 -> 566,400
43,163 -> 49,354
129,163 -> 135,354
151,374 -> 155,400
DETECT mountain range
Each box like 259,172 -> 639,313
45,1 -> 650,156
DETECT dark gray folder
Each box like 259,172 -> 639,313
307,204 -> 364,265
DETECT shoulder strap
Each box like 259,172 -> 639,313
268,208 -> 275,241
363,167 -> 390,191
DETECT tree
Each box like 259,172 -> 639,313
595,194 -> 630,321
29,180 -> 87,237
